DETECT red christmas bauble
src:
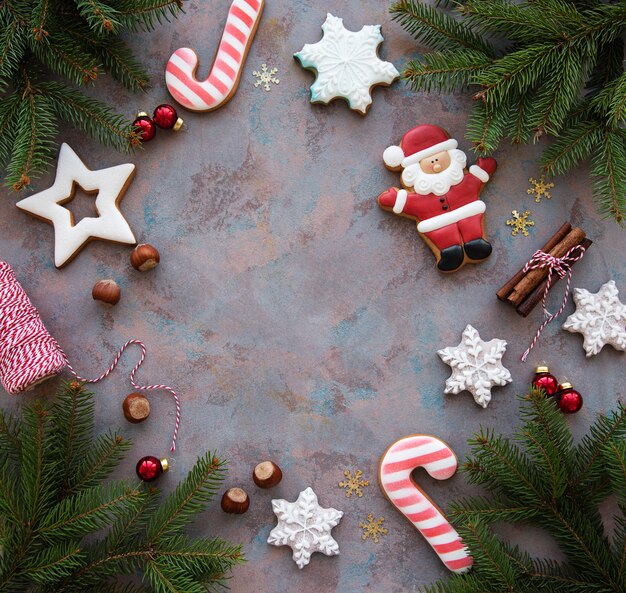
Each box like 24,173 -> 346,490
531,365 -> 559,396
136,456 -> 169,481
555,383 -> 583,414
153,104 -> 181,130
132,116 -> 156,141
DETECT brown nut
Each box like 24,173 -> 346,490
253,461 -> 283,489
221,488 -> 250,514
92,279 -> 121,305
130,244 -> 160,271
122,392 -> 150,423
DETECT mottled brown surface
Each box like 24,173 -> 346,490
0,1 -> 624,592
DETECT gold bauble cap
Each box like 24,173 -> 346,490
160,458 -> 169,473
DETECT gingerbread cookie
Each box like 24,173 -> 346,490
378,124 -> 496,272
16,143 -> 136,268
165,0 -> 265,112
294,13 -> 399,115
379,434 -> 472,573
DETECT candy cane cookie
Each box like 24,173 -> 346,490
165,0 -> 265,112
379,434 -> 472,573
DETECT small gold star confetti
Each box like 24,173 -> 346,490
527,176 -> 554,203
506,209 -> 535,237
339,469 -> 369,497
359,514 -> 388,543
253,64 -> 279,92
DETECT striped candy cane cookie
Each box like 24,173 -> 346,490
165,0 -> 265,112
379,434 -> 472,573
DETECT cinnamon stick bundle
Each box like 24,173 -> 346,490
516,237 -> 593,317
496,222 -> 591,317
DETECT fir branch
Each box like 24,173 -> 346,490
541,118 -> 603,177
38,82 -> 140,151
466,101 -> 510,153
113,0 -> 183,32
23,543 -> 84,583
75,0 -> 121,34
5,82 -> 58,190
0,408 -> 21,459
37,482 -> 144,542
591,129 -> 626,225
404,49 -> 492,93
390,0 -> 496,55
147,453 -> 226,544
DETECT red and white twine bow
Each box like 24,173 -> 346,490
520,245 -> 586,362
0,262 -> 180,452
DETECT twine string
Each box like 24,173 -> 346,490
0,261 -> 180,452
520,245 -> 586,362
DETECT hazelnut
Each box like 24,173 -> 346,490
92,279 -> 121,305
221,487 -> 250,514
122,392 -> 150,423
130,244 -> 160,271
253,461 -> 283,489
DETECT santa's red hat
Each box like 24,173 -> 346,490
383,124 -> 458,169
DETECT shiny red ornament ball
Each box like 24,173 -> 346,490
136,455 -> 168,481
531,365 -> 559,396
555,383 -> 583,414
132,116 -> 156,142
153,104 -> 180,129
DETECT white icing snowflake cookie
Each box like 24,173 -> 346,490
16,143 -> 136,267
437,324 -> 512,408
562,280 -> 626,357
268,487 -> 343,569
294,13 -> 399,114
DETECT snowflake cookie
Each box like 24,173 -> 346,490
15,143 -> 136,268
437,324 -> 512,408
562,280 -> 626,357
268,487 -> 343,569
294,13 -> 399,114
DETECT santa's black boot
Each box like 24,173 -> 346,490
437,245 -> 465,271
464,239 -> 492,261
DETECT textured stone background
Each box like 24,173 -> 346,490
0,1 -> 624,592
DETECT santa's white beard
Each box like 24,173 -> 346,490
401,149 -> 467,196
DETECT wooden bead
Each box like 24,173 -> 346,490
221,488 -> 250,514
122,392 -> 150,423
253,461 -> 283,488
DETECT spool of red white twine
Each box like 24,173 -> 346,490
0,261 -> 181,452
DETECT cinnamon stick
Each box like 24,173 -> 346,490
516,237 -> 592,317
496,222 -> 571,301
506,226 -> 586,307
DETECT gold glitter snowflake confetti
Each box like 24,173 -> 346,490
339,469 -> 369,497
527,176 -> 554,203
506,210 -> 535,237
359,514 -> 388,543
253,64 -> 279,92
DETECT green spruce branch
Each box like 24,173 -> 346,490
0,0 -> 184,192
425,389 -> 625,593
391,0 -> 626,225
0,381 -> 244,592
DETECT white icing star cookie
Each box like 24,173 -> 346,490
294,13 -> 399,114
562,280 -> 626,357
268,487 -> 343,569
437,324 -> 512,408
16,143 -> 136,268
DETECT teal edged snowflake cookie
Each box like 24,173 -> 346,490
294,13 -> 399,115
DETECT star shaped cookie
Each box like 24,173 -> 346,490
16,143 -> 137,267
437,324 -> 512,408
294,13 -> 399,114
562,280 -> 626,357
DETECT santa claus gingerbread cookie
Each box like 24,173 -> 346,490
378,124 -> 496,272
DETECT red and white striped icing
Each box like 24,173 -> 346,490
165,0 -> 264,112
379,435 -> 473,573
